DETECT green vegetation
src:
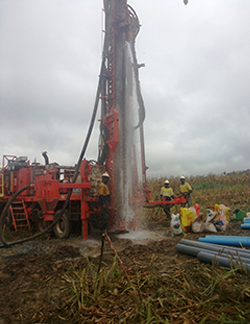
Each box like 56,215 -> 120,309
146,170 -> 250,222
28,257 -> 250,323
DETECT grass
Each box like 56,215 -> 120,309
2,251 -> 250,323
145,170 -> 250,224
51,256 -> 250,323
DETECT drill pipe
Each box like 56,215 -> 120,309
197,251 -> 250,271
176,243 -> 250,263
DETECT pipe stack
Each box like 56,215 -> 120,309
241,217 -> 250,229
198,235 -> 250,246
176,239 -> 250,270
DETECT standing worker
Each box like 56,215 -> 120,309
98,172 -> 111,231
160,180 -> 174,219
179,176 -> 192,207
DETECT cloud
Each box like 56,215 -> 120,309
0,0 -> 250,178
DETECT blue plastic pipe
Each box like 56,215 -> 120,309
241,224 -> 250,229
204,235 -> 250,239
243,218 -> 250,222
199,237 -> 250,246
176,240 -> 250,269
197,251 -> 250,270
177,241 -> 250,260
201,236 -> 250,241
176,243 -> 250,263
180,239 -> 250,252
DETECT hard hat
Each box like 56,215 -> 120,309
164,180 -> 169,184
102,172 -> 110,178
180,176 -> 185,180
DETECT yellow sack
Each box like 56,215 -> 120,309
214,203 -> 229,231
213,204 -> 220,222
180,207 -> 196,233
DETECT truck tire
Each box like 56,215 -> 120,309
53,211 -> 70,239
35,210 -> 51,233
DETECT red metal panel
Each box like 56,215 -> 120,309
18,168 -> 31,196
35,173 -> 60,199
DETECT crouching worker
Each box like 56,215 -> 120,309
160,180 -> 174,219
98,172 -> 111,231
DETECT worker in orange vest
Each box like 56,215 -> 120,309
98,172 -> 111,231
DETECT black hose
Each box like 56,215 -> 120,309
128,18 -> 145,130
127,5 -> 140,39
97,133 -> 109,165
42,151 -> 49,165
131,44 -> 145,129
124,5 -> 145,130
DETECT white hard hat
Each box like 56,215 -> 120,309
164,180 -> 169,184
102,172 -> 110,178
180,176 -> 185,180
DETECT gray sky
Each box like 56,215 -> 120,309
1,0 -> 250,178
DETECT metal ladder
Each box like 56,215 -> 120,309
9,200 -> 30,231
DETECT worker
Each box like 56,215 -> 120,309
98,172 -> 111,231
179,176 -> 192,207
160,180 -> 174,219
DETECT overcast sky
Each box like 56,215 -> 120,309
1,0 -> 250,178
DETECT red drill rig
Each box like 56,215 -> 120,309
0,0 -> 185,246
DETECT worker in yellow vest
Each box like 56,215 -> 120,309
179,176 -> 192,207
98,172 -> 111,231
160,180 -> 174,218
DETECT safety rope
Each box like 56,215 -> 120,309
104,231 -> 132,271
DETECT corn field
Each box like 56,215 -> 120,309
145,170 -> 250,223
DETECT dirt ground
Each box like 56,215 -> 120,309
0,221 -> 248,324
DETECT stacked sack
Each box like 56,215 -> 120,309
170,204 -> 229,236
171,205 -> 199,236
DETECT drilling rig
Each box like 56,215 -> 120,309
98,0 -> 151,227
0,0 -> 185,245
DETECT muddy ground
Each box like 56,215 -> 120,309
0,221 -> 248,324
